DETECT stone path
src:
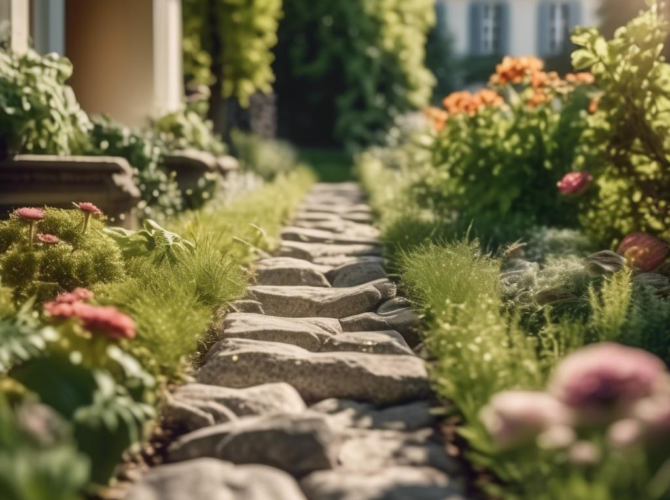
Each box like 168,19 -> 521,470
127,183 -> 468,500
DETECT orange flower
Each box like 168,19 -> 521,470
588,95 -> 601,114
531,71 -> 561,90
566,72 -> 595,85
443,91 -> 473,114
491,56 -> 544,86
528,90 -> 550,109
442,89 -> 504,117
477,89 -> 504,107
424,106 -> 449,132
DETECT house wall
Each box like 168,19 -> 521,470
1,0 -> 29,53
439,0 -> 600,58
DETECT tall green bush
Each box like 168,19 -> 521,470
274,0 -> 435,147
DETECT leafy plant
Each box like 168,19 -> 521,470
87,115 -> 183,220
572,0 -> 670,244
0,208 -> 125,303
274,0 -> 435,147
0,49 -> 91,157
231,129 -> 298,180
0,396 -> 90,500
151,108 -> 226,155
0,301 -> 57,373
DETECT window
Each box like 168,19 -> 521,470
548,2 -> 571,54
481,4 -> 502,55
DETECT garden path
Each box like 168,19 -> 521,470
127,183 -> 468,500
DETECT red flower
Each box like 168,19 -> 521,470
73,304 -> 136,340
36,234 -> 59,245
74,202 -> 103,216
44,301 -> 77,319
557,171 -> 593,196
15,207 -> 45,221
617,233 -> 669,272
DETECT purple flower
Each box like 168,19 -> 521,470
481,391 -> 572,448
549,343 -> 666,422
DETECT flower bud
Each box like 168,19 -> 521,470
557,171 -> 593,197
617,233 -> 669,272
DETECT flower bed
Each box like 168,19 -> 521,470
359,3 -> 670,499
0,167 -> 314,497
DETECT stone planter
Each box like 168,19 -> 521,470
161,149 -> 240,209
0,155 -> 141,228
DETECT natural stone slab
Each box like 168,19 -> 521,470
340,308 -> 420,347
198,339 -> 431,405
330,260 -> 388,288
300,203 -> 372,215
245,284 -> 383,319
294,212 -> 345,223
279,241 -> 382,262
218,313 -> 340,351
281,227 -> 380,246
231,300 -> 265,314
310,399 -> 437,432
127,459 -> 308,500
164,383 -> 307,431
316,255 -> 386,269
338,429 -> 459,474
341,212 -> 374,224
256,257 -> 331,287
321,331 -> 412,355
169,414 -> 340,476
301,467 -> 464,500
377,297 -> 412,314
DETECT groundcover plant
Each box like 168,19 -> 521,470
360,2 -> 670,499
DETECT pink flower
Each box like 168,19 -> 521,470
549,343 -> 666,421
608,419 -> 643,448
568,441 -> 601,465
73,303 -> 136,340
44,301 -> 77,319
617,232 -> 669,272
633,394 -> 670,437
557,171 -> 593,197
53,288 -> 94,305
480,391 -> 572,448
74,202 -> 103,216
36,234 -> 59,245
15,207 -> 45,221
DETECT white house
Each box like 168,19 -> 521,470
1,0 -> 183,128
436,0 -> 600,58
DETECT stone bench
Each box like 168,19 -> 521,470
0,154 -> 141,228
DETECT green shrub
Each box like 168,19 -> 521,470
183,0 -> 282,105
572,2 -> 670,244
88,115 -> 183,220
151,108 -> 226,155
0,208 -> 124,303
231,129 -> 298,180
274,0 -> 435,146
0,49 -> 90,157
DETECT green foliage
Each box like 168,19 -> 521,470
88,115 -> 183,220
183,0 -> 282,105
0,49 -> 91,157
231,129 -> 298,180
12,356 -> 153,485
573,1 -> 670,243
151,108 -> 226,155
0,208 -> 124,303
0,396 -> 90,500
0,302 -> 57,373
274,0 -> 435,146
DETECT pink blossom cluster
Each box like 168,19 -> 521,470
481,343 -> 670,462
44,288 -> 136,340
14,202 -> 104,246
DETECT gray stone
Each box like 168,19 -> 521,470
341,212 -> 375,224
219,313 -> 340,351
279,241 -> 382,262
310,399 -> 437,432
321,331 -> 412,355
168,383 -> 306,428
300,467 -> 465,500
127,459 -> 308,500
341,308 -> 420,347
281,227 -> 380,246
377,297 -> 412,314
300,203 -> 373,216
256,257 -> 331,287
330,260 -> 388,288
169,414 -> 340,476
293,220 -> 380,239
338,429 -> 459,474
198,339 -> 431,405
316,255 -> 386,269
231,300 -> 265,314
245,284 -> 383,319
